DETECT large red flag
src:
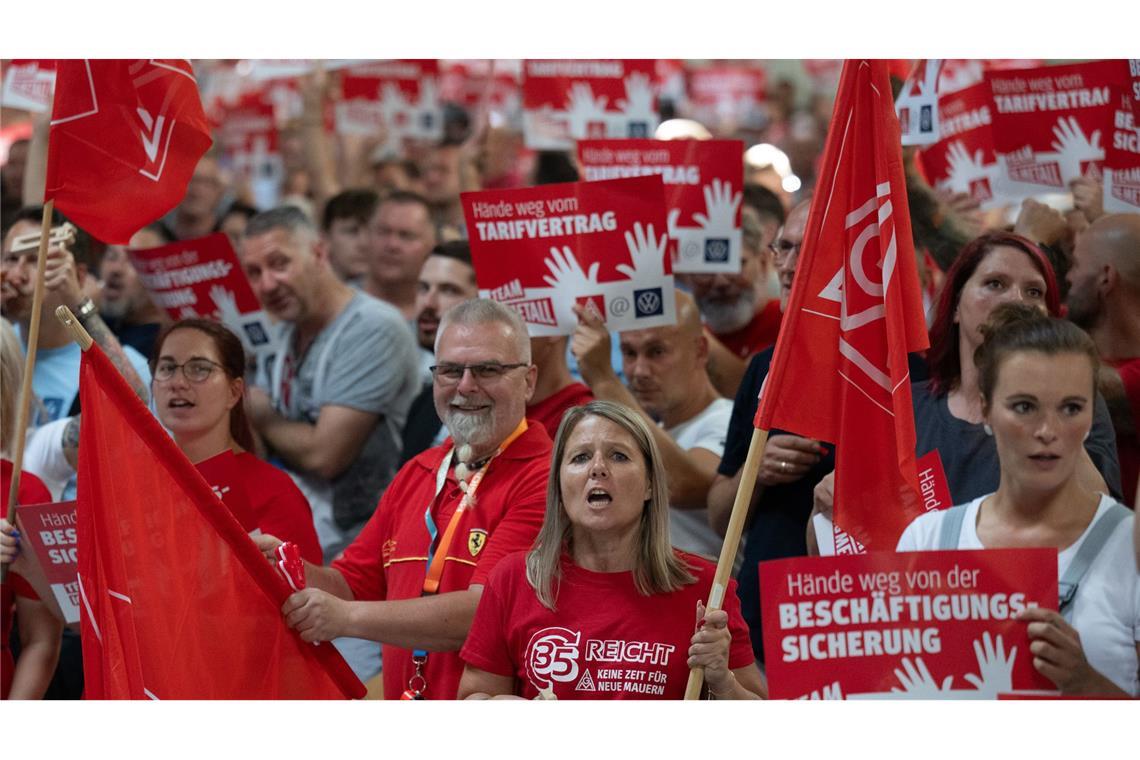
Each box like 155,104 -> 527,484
755,60 -> 930,552
45,59 -> 212,244
76,343 -> 364,699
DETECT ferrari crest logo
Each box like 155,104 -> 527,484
468,529 -> 488,557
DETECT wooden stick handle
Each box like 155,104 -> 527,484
55,305 -> 94,351
2,201 -> 54,582
684,426 -> 770,700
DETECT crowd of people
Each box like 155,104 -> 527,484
0,58 -> 1137,701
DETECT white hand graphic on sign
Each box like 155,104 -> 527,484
209,284 -> 243,326
693,178 -> 742,231
380,82 -> 412,125
665,208 -> 682,239
616,72 -> 655,122
962,632 -> 1016,698
944,141 -> 988,191
1049,116 -> 1102,181
565,82 -> 609,137
543,246 -> 600,291
890,657 -> 953,696
616,222 -> 668,281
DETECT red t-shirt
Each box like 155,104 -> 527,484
460,550 -> 754,699
526,383 -> 594,440
1106,357 -> 1140,506
713,299 -> 782,359
331,421 -> 552,700
2,460 -> 52,700
235,453 -> 322,564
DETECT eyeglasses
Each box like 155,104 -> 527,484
430,362 -> 528,384
154,358 -> 225,384
768,239 -> 802,262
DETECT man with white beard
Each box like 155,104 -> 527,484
256,299 -> 553,700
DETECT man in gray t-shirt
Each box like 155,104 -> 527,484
241,207 -> 420,562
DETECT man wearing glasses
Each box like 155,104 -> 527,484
257,299 -> 552,700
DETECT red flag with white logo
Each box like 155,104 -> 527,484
754,60 -> 929,551
45,59 -> 212,244
76,343 -> 364,699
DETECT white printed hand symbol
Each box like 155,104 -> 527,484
543,246 -> 600,291
209,284 -> 243,326
1050,116 -> 1103,180
944,141 -> 987,191
616,222 -> 668,281
962,632 -> 1016,698
666,208 -> 682,239
890,657 -> 953,697
615,72 -> 656,122
693,179 -> 742,231
565,82 -> 609,137
380,82 -> 412,125
416,77 -> 439,131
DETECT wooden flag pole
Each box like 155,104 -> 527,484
684,426 -> 770,700
54,305 -> 94,351
2,201 -> 55,583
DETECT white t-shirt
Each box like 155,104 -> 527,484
21,418 -> 74,501
665,397 -> 732,561
897,493 -> 1140,696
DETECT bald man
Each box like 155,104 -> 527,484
571,289 -> 730,560
1066,213 -> 1140,506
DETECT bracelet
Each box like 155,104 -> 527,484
74,297 -> 97,323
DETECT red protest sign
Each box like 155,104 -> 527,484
1105,60 -> 1140,213
684,64 -> 767,133
987,60 -> 1122,196
1,59 -> 55,112
915,450 -> 953,514
919,82 -> 1006,209
521,60 -> 659,150
896,60 -> 944,147
127,233 -> 275,355
759,549 -> 1058,699
337,60 -> 442,146
461,175 -> 675,336
439,59 -> 521,112
577,139 -> 744,273
244,59 -> 369,82
15,500 -> 79,624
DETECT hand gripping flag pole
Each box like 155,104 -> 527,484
683,427 -> 769,699
2,203 -> 57,584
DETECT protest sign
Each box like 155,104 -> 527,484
684,64 -> 767,133
759,548 -> 1058,699
919,82 -> 1006,209
462,175 -> 675,336
337,60 -> 442,149
440,59 -> 521,114
15,500 -> 79,624
244,59 -> 370,82
127,233 -> 276,358
577,139 -> 744,273
987,60 -> 1120,197
896,60 -> 943,147
521,60 -> 659,150
1,59 -> 55,112
1104,59 -> 1140,213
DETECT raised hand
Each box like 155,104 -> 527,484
1069,174 -> 1105,223
543,245 -> 600,291
963,632 -> 1016,697
616,222 -> 668,281
693,179 -> 742,231
944,140 -> 987,191
565,82 -> 609,137
1050,116 -> 1103,181
615,72 -> 656,122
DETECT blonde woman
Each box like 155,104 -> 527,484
458,400 -> 764,700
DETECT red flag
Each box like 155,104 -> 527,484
45,59 -> 212,244
76,343 -> 364,699
755,60 -> 930,551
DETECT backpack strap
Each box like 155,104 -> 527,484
936,505 -> 969,550
1058,502 -> 1131,619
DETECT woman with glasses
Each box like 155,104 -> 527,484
457,400 -> 765,700
151,319 -> 321,562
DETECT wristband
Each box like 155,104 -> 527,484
74,297 -> 98,323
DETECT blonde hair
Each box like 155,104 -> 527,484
1,318 -> 32,454
525,400 -> 695,610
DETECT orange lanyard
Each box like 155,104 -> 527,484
420,419 -> 528,595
